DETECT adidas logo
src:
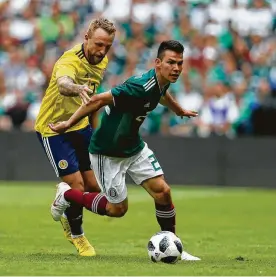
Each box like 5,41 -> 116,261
72,215 -> 83,221
144,102 -> 150,108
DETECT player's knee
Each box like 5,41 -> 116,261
154,184 -> 172,204
106,203 -> 128,218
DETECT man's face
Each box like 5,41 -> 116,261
85,28 -> 115,65
156,50 -> 183,83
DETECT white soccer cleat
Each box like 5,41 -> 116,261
181,250 -> 201,261
51,182 -> 71,221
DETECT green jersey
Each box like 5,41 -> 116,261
89,69 -> 170,157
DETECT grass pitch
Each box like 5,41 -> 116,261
0,182 -> 275,276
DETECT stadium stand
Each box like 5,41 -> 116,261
0,0 -> 275,137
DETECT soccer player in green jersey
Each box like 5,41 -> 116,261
49,40 -> 200,260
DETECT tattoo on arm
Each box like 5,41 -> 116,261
57,76 -> 84,97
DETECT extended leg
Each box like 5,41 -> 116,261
142,176 -> 200,261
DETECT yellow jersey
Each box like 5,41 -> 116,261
35,43 -> 108,137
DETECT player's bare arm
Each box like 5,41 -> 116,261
49,91 -> 113,133
160,92 -> 198,118
57,76 -> 92,103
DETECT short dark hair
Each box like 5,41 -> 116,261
157,40 -> 184,60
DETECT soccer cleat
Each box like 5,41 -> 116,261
181,250 -> 201,261
72,235 -> 96,257
51,182 -> 71,221
60,214 -> 73,244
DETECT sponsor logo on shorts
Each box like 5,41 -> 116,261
108,188 -> 117,198
58,160 -> 68,169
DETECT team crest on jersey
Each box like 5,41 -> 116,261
58,160 -> 68,169
108,188 -> 117,198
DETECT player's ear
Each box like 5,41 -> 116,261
84,33 -> 89,41
155,58 -> 161,68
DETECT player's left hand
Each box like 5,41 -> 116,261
48,121 -> 70,134
176,109 -> 198,118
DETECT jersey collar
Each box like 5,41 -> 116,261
81,43 -> 90,64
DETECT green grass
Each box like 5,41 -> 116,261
0,182 -> 275,276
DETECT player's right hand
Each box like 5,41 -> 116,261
48,121 -> 69,134
79,86 -> 93,105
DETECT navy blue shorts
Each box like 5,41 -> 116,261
37,126 -> 93,177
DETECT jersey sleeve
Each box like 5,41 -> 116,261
111,78 -> 146,112
55,54 -> 79,81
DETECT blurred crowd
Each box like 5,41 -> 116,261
0,0 -> 275,137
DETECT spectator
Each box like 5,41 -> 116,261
0,0 -> 275,137
197,81 -> 239,137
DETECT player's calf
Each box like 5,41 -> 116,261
153,185 -> 172,205
52,184 -> 129,219
64,189 -> 108,215
142,177 -> 176,233
62,173 -> 86,237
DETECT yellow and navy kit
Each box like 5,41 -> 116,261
35,43 -> 108,137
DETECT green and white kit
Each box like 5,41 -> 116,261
89,69 -> 169,202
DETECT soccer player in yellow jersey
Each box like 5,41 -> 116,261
35,18 -> 116,256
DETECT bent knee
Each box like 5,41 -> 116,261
106,203 -> 128,218
153,184 -> 172,204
